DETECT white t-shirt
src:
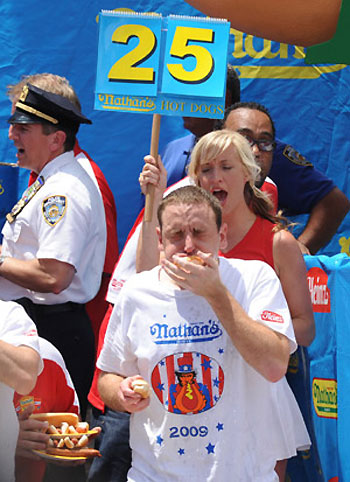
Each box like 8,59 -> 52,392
98,257 -> 309,482
0,151 -> 106,304
0,301 -> 42,482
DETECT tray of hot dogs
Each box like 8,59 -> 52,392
30,412 -> 101,461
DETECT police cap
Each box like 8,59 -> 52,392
8,83 -> 92,128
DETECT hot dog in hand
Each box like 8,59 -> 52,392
131,379 -> 150,399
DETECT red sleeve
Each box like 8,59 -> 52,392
14,359 -> 79,415
74,142 -> 119,274
261,179 -> 278,213
88,303 -> 114,411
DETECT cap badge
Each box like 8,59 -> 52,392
19,85 -> 29,103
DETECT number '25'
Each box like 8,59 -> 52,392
108,24 -> 215,85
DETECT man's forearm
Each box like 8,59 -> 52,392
98,372 -> 127,412
206,283 -> 290,382
298,187 -> 350,254
0,257 -> 74,293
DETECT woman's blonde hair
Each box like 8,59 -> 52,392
188,129 -> 288,228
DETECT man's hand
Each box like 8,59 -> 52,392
16,406 -> 49,459
297,187 -> 350,254
117,376 -> 150,413
99,372 -> 151,414
161,252 -> 222,298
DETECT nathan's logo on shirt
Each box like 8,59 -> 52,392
260,311 -> 284,323
307,267 -> 331,313
312,378 -> 337,419
151,351 -> 224,415
150,318 -> 222,345
42,195 -> 67,226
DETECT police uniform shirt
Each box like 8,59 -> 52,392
269,140 -> 335,216
0,151 -> 107,305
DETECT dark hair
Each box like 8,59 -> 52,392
226,65 -> 240,104
157,186 -> 222,231
217,101 -> 276,138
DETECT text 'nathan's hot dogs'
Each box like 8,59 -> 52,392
30,412 -> 101,458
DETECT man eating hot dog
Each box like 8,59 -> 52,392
97,186 -> 300,481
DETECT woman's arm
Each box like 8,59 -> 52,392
136,155 -> 167,272
273,230 -> 315,346
185,0 -> 342,46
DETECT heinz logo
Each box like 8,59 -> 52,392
111,278 -> 125,290
261,311 -> 283,323
307,267 -> 331,313
312,378 -> 337,419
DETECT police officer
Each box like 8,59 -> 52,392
0,83 -> 106,417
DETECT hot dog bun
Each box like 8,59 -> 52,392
185,255 -> 204,265
45,447 -> 101,458
30,412 -> 79,427
174,255 -> 204,268
131,379 -> 150,398
30,413 -> 102,459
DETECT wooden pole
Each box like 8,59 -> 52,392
144,113 -> 161,222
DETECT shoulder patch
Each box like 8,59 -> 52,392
282,145 -> 313,167
42,195 -> 67,226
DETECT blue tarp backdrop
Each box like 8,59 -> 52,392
0,0 -> 350,254
0,3 -> 350,482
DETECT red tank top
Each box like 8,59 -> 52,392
219,216 -> 275,269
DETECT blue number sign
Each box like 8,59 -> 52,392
95,11 -> 230,118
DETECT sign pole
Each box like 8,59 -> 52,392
144,113 -> 161,222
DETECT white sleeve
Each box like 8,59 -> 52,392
106,223 -> 141,304
97,294 -> 138,377
0,301 -> 43,374
244,263 -> 297,354
35,189 -> 92,268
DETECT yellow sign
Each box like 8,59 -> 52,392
312,378 -> 337,419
